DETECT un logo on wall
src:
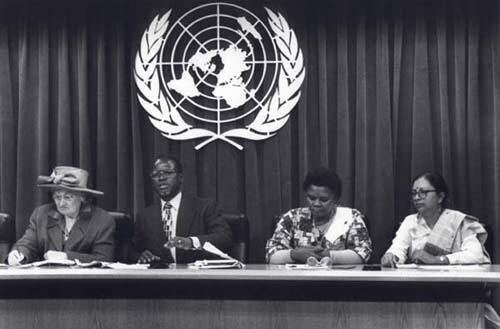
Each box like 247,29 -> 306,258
135,3 -> 305,150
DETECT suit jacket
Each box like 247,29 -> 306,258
131,193 -> 232,264
13,203 -> 115,263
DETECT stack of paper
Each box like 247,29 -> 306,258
17,259 -> 76,268
396,263 -> 488,271
187,242 -> 245,269
285,263 -> 329,270
188,259 -> 242,269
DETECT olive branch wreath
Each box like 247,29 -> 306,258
134,8 -> 305,150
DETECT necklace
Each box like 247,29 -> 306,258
313,217 -> 334,239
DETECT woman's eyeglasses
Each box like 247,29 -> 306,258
410,189 -> 437,199
53,193 -> 77,203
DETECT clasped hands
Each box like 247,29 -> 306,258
290,246 -> 330,264
7,249 -> 67,266
137,236 -> 193,263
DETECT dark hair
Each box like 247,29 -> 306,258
302,167 -> 342,200
153,155 -> 183,173
411,171 -> 448,205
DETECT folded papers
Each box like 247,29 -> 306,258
75,260 -> 150,270
188,259 -> 243,269
187,242 -> 245,269
396,263 -> 488,271
285,264 -> 330,270
17,259 -> 76,268
13,259 -> 150,270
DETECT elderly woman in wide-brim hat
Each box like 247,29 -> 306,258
7,166 -> 115,265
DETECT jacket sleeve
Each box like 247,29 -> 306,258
129,211 -> 146,263
195,201 -> 232,252
14,207 -> 43,263
65,211 -> 116,262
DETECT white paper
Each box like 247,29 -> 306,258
101,262 -> 150,270
202,242 -> 234,260
417,264 -> 488,271
285,264 -> 329,270
395,263 -> 419,269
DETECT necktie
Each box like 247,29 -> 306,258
162,202 -> 173,241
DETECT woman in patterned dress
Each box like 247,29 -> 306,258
266,167 -> 372,264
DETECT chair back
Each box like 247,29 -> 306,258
108,212 -> 134,263
0,213 -> 14,263
223,213 -> 249,263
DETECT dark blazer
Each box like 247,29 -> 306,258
131,193 -> 232,264
13,203 -> 115,263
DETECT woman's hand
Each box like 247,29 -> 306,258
381,252 -> 399,267
290,246 -> 323,263
7,250 -> 25,265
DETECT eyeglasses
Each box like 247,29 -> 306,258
150,170 -> 177,179
410,189 -> 437,199
53,193 -> 77,203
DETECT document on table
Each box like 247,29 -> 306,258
396,263 -> 488,271
285,264 -> 329,270
74,260 -> 150,269
187,242 -> 245,269
417,264 -> 488,271
9,259 -> 150,270
16,259 -> 76,268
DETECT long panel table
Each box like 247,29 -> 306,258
0,264 -> 499,329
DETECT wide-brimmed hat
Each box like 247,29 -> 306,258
37,166 -> 103,196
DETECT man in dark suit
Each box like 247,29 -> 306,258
131,155 -> 232,264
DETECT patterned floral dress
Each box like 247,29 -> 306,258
265,207 -> 372,263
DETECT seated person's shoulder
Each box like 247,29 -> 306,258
277,207 -> 309,225
444,209 -> 479,222
401,213 -> 419,225
186,193 -> 214,205
35,203 -> 55,212
184,194 -> 218,212
30,203 -> 58,220
88,205 -> 115,223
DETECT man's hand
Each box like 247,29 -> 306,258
7,250 -> 25,266
44,250 -> 68,261
137,250 -> 161,264
381,252 -> 399,268
164,236 -> 193,250
290,246 -> 324,263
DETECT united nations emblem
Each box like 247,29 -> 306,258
134,2 -> 305,150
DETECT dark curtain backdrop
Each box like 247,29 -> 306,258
0,0 -> 500,268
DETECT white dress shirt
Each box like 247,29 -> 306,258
386,210 -> 489,265
161,192 -> 201,263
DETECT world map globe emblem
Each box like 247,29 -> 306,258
135,2 -> 305,150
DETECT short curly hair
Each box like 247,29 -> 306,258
302,167 -> 342,200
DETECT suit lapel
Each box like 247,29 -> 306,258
64,205 -> 92,251
47,208 -> 64,251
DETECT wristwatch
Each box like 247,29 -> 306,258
439,255 -> 447,264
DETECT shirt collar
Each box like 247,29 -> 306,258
161,192 -> 182,211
